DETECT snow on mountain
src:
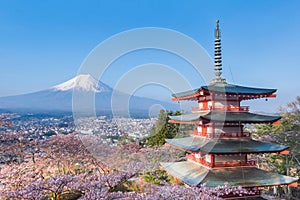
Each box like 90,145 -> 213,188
52,74 -> 112,92
0,74 -> 179,115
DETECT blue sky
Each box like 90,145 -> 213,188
0,0 -> 299,112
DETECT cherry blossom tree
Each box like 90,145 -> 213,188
0,114 -> 253,199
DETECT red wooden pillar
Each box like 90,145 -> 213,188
211,154 -> 215,167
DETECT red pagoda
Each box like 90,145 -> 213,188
161,20 -> 298,198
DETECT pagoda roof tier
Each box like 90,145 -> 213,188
168,111 -> 281,124
165,136 -> 288,153
172,83 -> 276,101
160,161 -> 298,188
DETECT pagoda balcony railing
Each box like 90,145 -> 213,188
219,132 -> 252,138
190,130 -> 252,138
187,153 -> 257,168
214,160 -> 256,168
191,106 -> 249,112
189,130 -> 207,137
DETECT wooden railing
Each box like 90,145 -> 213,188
189,130 -> 207,137
214,105 -> 249,111
187,153 -> 257,168
218,132 -> 252,138
190,130 -> 252,138
191,106 -> 249,112
214,160 -> 256,168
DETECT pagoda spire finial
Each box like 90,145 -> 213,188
211,19 -> 227,85
215,19 -> 220,39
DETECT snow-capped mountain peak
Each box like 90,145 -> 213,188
0,74 -> 178,114
52,74 -> 112,92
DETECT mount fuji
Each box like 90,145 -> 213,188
0,75 -> 178,116
52,74 -> 112,93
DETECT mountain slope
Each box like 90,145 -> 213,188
0,75 -> 178,116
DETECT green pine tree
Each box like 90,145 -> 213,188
146,110 -> 181,147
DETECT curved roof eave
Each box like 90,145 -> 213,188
165,137 -> 288,154
168,111 -> 281,123
172,84 -> 277,99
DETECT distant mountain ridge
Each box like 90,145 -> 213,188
0,75 -> 178,116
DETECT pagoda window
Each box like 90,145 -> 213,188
197,126 -> 202,133
205,154 -> 212,163
195,125 -> 207,137
207,126 -> 213,137
195,153 -> 201,159
199,102 -> 203,109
